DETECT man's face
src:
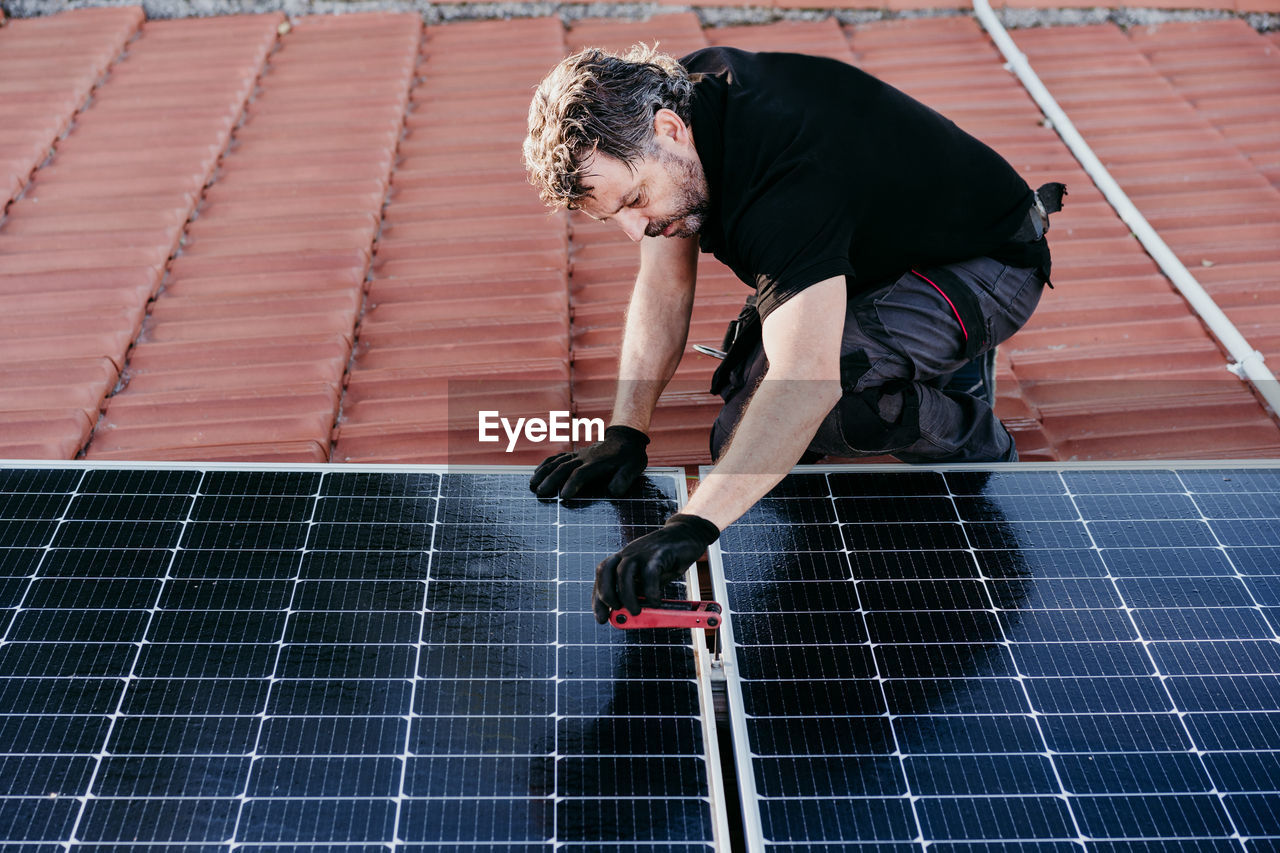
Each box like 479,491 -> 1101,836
578,144 -> 710,243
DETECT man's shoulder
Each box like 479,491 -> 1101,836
679,45 -> 742,74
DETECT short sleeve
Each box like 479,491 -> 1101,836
732,179 -> 856,320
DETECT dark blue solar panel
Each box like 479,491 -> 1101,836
712,465 -> 1280,850
0,465 -> 722,849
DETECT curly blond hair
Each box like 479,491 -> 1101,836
523,44 -> 692,210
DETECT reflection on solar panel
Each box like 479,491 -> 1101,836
0,464 -> 728,849
709,464 -> 1280,851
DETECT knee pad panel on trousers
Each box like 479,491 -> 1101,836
837,380 -> 922,454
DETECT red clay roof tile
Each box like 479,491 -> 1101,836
1,9 -> 1274,465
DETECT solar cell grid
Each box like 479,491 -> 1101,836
710,464 -> 1280,851
0,464 -> 727,849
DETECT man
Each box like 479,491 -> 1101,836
522,44 -> 1062,624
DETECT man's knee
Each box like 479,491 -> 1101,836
836,381 -> 922,455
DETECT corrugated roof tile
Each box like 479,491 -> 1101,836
86,12 -> 420,463
0,12 -> 279,459
333,16 -> 572,465
0,7 -> 142,206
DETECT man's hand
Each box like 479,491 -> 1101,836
529,425 -> 650,499
592,513 -> 720,623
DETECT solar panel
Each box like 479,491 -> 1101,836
0,463 -> 729,849
707,463 -> 1280,851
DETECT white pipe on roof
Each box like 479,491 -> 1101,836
971,0 -> 1280,418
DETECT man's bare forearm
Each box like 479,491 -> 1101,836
684,375 -> 841,529
685,276 -> 848,530
611,237 -> 698,432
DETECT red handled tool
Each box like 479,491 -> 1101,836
609,599 -> 722,631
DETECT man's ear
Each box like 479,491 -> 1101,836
652,108 -> 690,145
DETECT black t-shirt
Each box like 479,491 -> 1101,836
683,46 -> 1035,319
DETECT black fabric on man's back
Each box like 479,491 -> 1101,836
683,47 -> 1036,319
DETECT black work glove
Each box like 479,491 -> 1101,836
593,513 -> 720,624
529,425 -> 649,499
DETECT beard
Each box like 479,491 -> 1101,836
645,146 -> 710,239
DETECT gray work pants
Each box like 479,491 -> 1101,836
709,257 -> 1046,464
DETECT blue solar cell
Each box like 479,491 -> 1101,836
181,520 -> 307,550
1087,520 -> 1215,549
1062,470 -> 1183,494
843,521 -> 968,551
749,716 -> 894,756
0,755 -> 96,797
1167,674 -> 1280,712
9,608 -> 148,642
1178,469 -> 1280,493
0,716 -> 111,754
0,520 -> 60,548
859,579 -> 991,611
193,494 -> 314,522
122,678 -> 271,716
1009,641 -> 1152,677
976,548 -> 1109,578
754,755 -> 904,796
1116,576 -> 1256,608
95,755 -> 251,797
915,795 -> 1076,841
1001,609 -> 1137,643
1210,519 -> 1280,547
758,797 -> 916,842
1244,575 -> 1280,606
1225,547 -> 1280,575
1194,492 -> 1280,519
1130,606 -> 1275,641
956,494 -> 1079,522
0,492 -> 73,520
1070,794 -> 1232,839
728,581 -> 860,613
967,520 -> 1095,550
0,469 -> 79,493
868,610 -> 1001,644
946,470 -> 1067,496
1184,712 -> 1280,751
738,497 -> 838,525
0,677 -> 123,715
904,754 -> 1059,795
722,523 -> 846,553
175,549 -> 301,579
0,798 -> 83,841
1074,493 -> 1199,520
1054,751 -> 1213,794
1222,793 -> 1280,838
877,642 -> 1016,678
1040,712 -> 1190,753
152,610 -> 287,644
108,714 -> 260,755
556,799 -> 714,842
237,798 -> 399,842
1100,546 -> 1234,577
743,679 -> 885,716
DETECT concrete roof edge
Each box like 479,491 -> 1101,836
0,0 -> 1276,31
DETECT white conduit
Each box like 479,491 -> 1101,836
972,0 -> 1280,417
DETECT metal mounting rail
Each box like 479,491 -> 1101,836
972,0 -> 1280,418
